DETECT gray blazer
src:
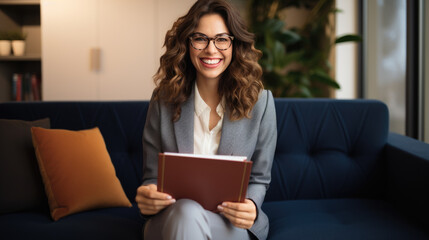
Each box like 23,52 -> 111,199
142,88 -> 277,240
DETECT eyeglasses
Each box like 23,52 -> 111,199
189,33 -> 234,51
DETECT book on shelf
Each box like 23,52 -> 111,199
158,152 -> 252,212
12,73 -> 22,101
11,73 -> 41,101
31,73 -> 41,101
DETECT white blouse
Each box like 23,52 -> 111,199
193,83 -> 224,155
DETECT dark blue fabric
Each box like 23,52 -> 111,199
262,199 -> 429,240
386,132 -> 429,226
0,204 -> 144,240
266,99 -> 389,201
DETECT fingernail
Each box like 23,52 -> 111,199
166,195 -> 172,200
222,202 -> 227,207
170,199 -> 176,203
217,205 -> 223,211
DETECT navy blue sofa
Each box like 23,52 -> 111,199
0,99 -> 428,240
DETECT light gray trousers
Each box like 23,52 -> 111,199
144,199 -> 252,240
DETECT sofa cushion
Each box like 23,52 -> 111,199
0,204 -> 144,240
31,127 -> 132,221
262,199 -> 429,240
0,118 -> 50,214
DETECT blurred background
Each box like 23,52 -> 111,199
0,0 -> 428,143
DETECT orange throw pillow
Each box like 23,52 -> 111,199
31,127 -> 132,221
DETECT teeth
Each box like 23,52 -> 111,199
202,59 -> 221,64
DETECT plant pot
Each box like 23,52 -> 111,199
0,40 -> 12,56
12,40 -> 26,56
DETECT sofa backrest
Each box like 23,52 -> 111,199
0,101 -> 148,201
265,99 -> 389,202
0,99 -> 389,203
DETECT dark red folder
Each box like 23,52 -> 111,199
158,152 -> 252,212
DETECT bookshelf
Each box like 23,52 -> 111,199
0,0 -> 197,101
0,0 -> 41,102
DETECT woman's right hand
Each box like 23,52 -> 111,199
135,184 -> 176,215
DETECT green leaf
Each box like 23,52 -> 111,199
276,30 -> 301,45
283,50 -> 304,65
311,70 -> 340,89
299,86 -> 313,98
301,75 -> 310,86
273,41 -> 286,67
334,8 -> 343,13
265,19 -> 285,33
285,71 -> 304,87
264,31 -> 275,50
335,34 -> 362,44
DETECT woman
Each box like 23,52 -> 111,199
135,0 -> 277,239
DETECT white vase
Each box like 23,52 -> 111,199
12,40 -> 26,56
0,40 -> 11,56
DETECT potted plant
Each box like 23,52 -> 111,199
10,31 -> 27,56
248,0 -> 361,97
0,31 -> 12,56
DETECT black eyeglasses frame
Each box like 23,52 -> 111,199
189,33 -> 234,51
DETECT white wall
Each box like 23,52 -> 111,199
42,0 -> 99,100
42,0 -> 195,101
335,0 -> 358,99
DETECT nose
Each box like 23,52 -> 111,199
205,39 -> 218,53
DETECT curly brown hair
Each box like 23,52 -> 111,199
153,0 -> 263,121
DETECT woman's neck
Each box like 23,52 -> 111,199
196,78 -> 221,109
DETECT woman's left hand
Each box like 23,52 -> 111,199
217,199 -> 257,229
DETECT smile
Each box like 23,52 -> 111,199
200,58 -> 222,68
201,58 -> 221,64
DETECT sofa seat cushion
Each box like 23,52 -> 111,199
262,199 -> 429,240
0,204 -> 144,240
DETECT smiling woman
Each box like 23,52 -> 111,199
135,0 -> 277,240
151,0 -> 263,122
189,14 -> 233,86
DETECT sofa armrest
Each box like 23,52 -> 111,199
385,132 -> 429,224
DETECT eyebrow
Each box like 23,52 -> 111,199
193,32 -> 231,37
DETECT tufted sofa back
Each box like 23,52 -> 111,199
265,99 -> 389,201
0,99 -> 389,203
